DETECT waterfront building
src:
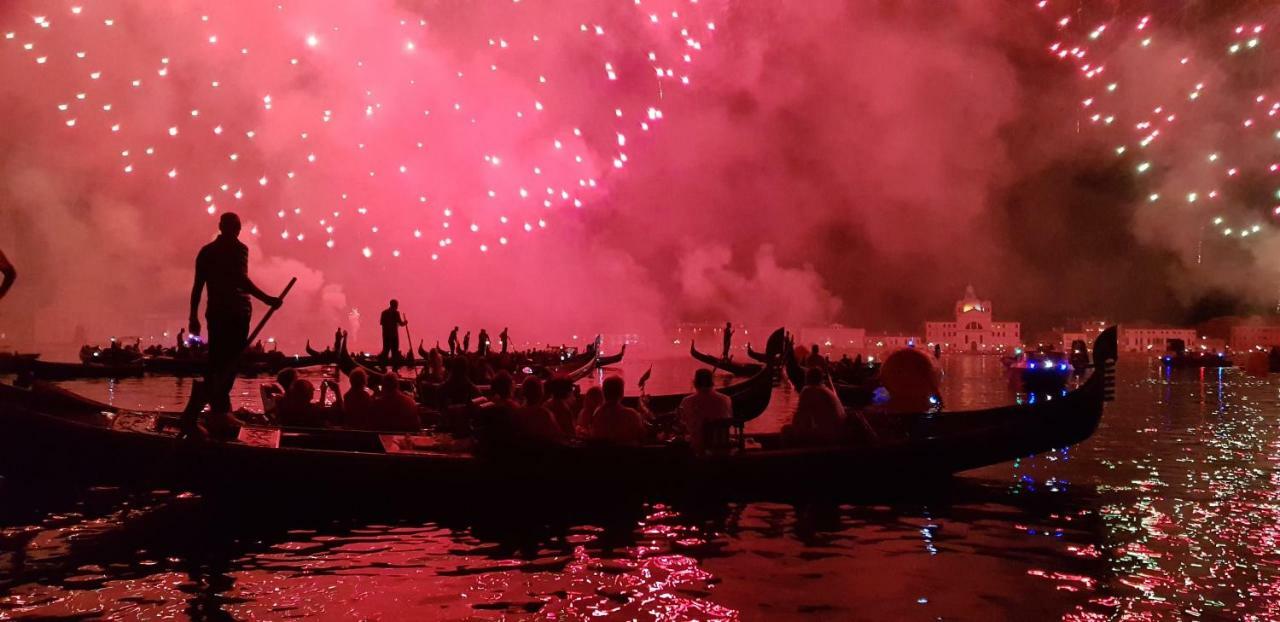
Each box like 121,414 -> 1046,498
924,286 -> 1021,353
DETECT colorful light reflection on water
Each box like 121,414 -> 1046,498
3,357 -> 1280,619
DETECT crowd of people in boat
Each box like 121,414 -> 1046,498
229,330 -> 945,455
252,362 -> 777,454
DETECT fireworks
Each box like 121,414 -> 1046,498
0,0 -> 720,261
1038,1 -> 1280,253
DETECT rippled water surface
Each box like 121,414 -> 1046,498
3,357 -> 1280,620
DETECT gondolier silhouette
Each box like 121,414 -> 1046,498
499,327 -> 510,354
0,248 -> 14,301
189,212 -> 282,424
448,326 -> 460,355
378,299 -> 408,362
722,322 -> 734,359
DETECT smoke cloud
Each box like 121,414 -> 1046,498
0,1 -> 1272,353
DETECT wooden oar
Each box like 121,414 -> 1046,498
402,314 -> 413,362
178,277 -> 297,435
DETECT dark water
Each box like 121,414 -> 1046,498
2,357 -> 1279,620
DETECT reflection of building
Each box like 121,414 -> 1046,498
1117,325 -> 1196,353
925,286 -> 1021,353
797,325 -> 866,354
1229,322 -> 1280,352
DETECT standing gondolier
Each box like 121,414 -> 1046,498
0,248 -> 14,301
447,326 -> 460,356
378,299 -> 408,362
722,322 -> 734,360
189,213 -> 281,422
499,327 -> 509,355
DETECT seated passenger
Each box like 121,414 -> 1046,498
544,375 -> 578,437
342,368 -> 375,428
678,368 -> 733,454
441,356 -> 481,406
783,368 -> 845,446
878,347 -> 941,414
587,376 -> 649,446
370,372 -> 421,432
576,385 -> 604,432
277,378 -> 342,428
511,377 -> 564,445
261,367 -> 300,417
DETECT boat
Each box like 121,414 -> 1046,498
690,342 -> 763,377
595,344 -> 626,368
624,329 -> 783,418
746,343 -> 770,364
26,359 -> 145,380
783,343 -> 876,407
1160,351 -> 1232,369
303,341 -> 337,365
0,352 -> 39,374
1008,352 -> 1071,394
0,327 -> 1116,497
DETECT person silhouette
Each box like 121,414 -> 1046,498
188,212 -> 281,427
722,322 -> 734,359
378,299 -> 408,362
448,326 -> 460,355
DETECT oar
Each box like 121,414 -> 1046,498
179,277 -> 297,435
402,314 -> 413,361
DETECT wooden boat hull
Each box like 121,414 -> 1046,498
689,342 -> 763,377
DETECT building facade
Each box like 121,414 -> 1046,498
797,325 -> 867,355
864,334 -> 924,360
924,286 -> 1021,353
1116,326 -> 1196,353
1229,324 -> 1280,352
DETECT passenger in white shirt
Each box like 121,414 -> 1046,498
679,368 -> 733,454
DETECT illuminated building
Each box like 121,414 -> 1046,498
925,286 -> 1021,353
1116,325 -> 1196,353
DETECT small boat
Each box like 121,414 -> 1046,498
304,341 -> 336,365
79,346 -> 143,366
746,343 -> 770,364
0,328 -> 1116,498
783,344 -> 875,407
690,342 -> 763,377
1008,352 -> 1072,394
595,344 -> 626,368
1161,351 -> 1232,369
0,352 -> 39,374
27,359 -> 145,380
625,330 -> 782,418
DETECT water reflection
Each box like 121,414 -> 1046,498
3,359 -> 1280,619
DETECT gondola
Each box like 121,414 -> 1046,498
689,342 -> 763,377
783,344 -> 875,406
746,343 -> 770,364
624,328 -> 784,418
0,352 -> 39,374
303,340 -> 337,365
0,328 -> 1116,498
595,344 -> 626,368
26,359 -> 145,380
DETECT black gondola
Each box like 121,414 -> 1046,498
0,328 -> 1116,498
26,360 -> 145,380
689,342 -> 763,377
595,344 -> 626,368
